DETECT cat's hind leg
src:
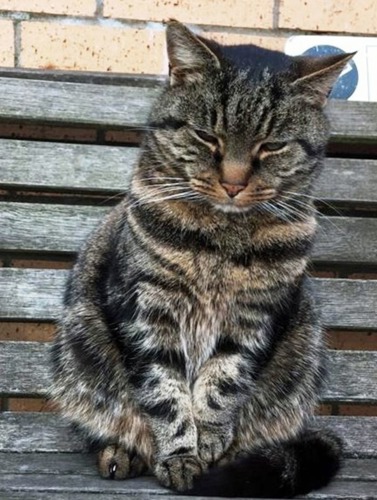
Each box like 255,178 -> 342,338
98,444 -> 148,479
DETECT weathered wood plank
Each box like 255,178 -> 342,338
0,269 -> 376,329
0,77 -> 160,129
0,473 -> 169,496
3,485 -> 376,500
2,453 -> 374,482
2,202 -> 377,265
314,158 -> 377,206
0,457 -> 376,500
2,342 -> 375,402
326,99 -> 377,142
0,140 -> 137,193
0,77 -> 377,140
1,473 -> 376,499
0,413 -> 376,457
1,139 -> 376,204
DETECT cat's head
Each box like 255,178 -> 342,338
135,20 -> 354,215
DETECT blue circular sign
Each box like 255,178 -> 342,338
303,45 -> 358,100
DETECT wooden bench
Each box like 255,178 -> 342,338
0,69 -> 376,499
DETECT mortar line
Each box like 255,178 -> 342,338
13,20 -> 22,68
273,0 -> 280,30
95,0 -> 104,17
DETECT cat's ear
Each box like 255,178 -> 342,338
165,19 -> 221,86
292,52 -> 356,106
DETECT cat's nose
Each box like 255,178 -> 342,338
221,182 -> 247,198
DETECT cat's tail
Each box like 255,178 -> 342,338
186,429 -> 343,498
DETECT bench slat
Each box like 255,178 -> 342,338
0,77 -> 377,140
2,342 -> 375,403
1,139 -> 377,205
0,139 -> 136,193
0,453 -> 377,500
4,452 -> 373,480
0,412 -> 375,457
2,202 -> 376,265
1,474 -> 376,499
0,77 -> 160,129
0,269 -> 375,329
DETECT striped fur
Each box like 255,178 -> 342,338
50,21 -> 351,496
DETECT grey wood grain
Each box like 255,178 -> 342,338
1,493 -> 238,500
326,99 -> 377,142
0,269 -> 376,329
2,342 -> 376,402
339,459 -> 377,481
1,202 -> 377,265
0,77 -> 376,139
0,77 -> 161,129
1,453 -> 374,481
0,452 -> 97,476
1,139 -> 376,204
313,278 -> 377,330
2,487 -> 376,500
0,473 -> 169,496
0,139 -> 137,193
2,474 -> 376,499
1,342 -> 376,403
314,158 -> 377,206
0,413 -> 376,457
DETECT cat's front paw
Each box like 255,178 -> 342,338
197,424 -> 234,465
154,455 -> 206,491
98,445 -> 147,479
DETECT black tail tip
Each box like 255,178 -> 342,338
294,429 -> 344,495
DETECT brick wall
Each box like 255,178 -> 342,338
0,0 -> 376,73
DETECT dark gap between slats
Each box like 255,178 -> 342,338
327,142 -> 377,159
1,397 -> 376,417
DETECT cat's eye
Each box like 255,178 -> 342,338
260,141 -> 288,153
194,129 -> 219,146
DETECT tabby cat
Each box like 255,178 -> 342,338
51,20 -> 353,497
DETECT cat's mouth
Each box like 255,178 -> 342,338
191,179 -> 277,212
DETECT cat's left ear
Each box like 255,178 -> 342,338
291,52 -> 356,107
165,19 -> 221,86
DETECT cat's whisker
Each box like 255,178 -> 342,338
279,195 -> 350,238
281,189 -> 344,217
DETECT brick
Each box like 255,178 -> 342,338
327,330 -> 377,351
338,404 -> 377,417
8,398 -> 56,412
279,0 -> 377,34
0,20 -> 14,67
10,259 -> 73,269
206,32 -> 285,52
0,322 -> 55,341
105,130 -> 143,144
20,22 -> 166,73
347,272 -> 377,280
104,0 -> 273,29
315,404 -> 333,415
0,0 -> 95,16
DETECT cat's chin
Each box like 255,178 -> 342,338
212,203 -> 256,214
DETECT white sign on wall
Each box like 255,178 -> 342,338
285,36 -> 377,102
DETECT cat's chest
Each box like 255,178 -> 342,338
179,292 -> 227,381
176,257 -> 248,381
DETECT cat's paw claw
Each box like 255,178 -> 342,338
98,445 -> 147,479
155,455 -> 205,491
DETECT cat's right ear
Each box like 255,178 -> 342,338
165,19 -> 221,86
